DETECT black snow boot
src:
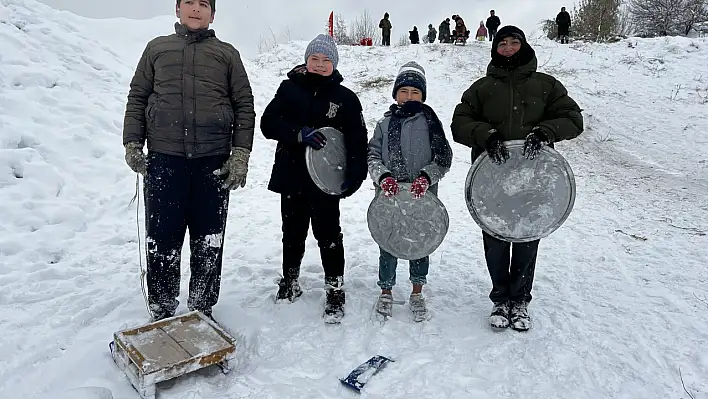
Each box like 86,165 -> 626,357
489,301 -> 510,329
509,301 -> 531,331
276,277 -> 303,303
323,276 -> 345,324
150,304 -> 175,322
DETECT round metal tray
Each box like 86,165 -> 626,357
367,183 -> 450,260
464,140 -> 576,242
305,127 -> 347,196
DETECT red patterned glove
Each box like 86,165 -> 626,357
410,175 -> 430,199
380,176 -> 400,197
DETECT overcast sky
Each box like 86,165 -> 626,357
37,0 -> 568,57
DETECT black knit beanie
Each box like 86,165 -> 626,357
177,0 -> 216,11
491,25 -> 535,70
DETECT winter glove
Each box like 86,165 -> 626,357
379,174 -> 400,198
214,147 -> 250,190
522,127 -> 553,160
410,174 -> 430,199
298,127 -> 327,150
485,130 -> 510,165
124,142 -> 147,175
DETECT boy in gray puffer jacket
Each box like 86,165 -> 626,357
367,61 -> 453,322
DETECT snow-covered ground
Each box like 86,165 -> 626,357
1,1 -> 707,398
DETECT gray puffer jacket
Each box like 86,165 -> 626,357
367,112 -> 450,194
123,23 -> 255,158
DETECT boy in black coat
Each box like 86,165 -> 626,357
260,34 -> 368,323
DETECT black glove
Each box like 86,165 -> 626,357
485,130 -> 509,165
298,127 -> 327,150
522,127 -> 551,160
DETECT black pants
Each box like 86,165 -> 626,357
482,231 -> 539,304
488,29 -> 497,41
281,191 -> 344,280
558,26 -> 570,43
144,152 -> 229,314
382,34 -> 391,46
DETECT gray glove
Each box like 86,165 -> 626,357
214,147 -> 250,190
124,142 -> 147,175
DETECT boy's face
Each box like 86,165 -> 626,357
497,37 -> 522,57
176,0 -> 214,31
306,54 -> 334,76
396,86 -> 423,104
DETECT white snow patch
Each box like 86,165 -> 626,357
204,233 -> 223,249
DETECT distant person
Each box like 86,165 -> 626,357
379,13 -> 392,46
451,14 -> 469,39
438,18 -> 451,43
451,26 -> 583,332
122,0 -> 255,322
476,21 -> 488,41
409,26 -> 420,44
427,24 -> 437,43
556,7 -> 571,44
486,10 -> 501,41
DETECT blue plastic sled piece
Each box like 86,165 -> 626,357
340,355 -> 394,393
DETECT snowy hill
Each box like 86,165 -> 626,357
1,1 -> 707,398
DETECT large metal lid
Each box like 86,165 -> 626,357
305,127 -> 347,196
367,183 -> 450,260
465,140 -> 576,242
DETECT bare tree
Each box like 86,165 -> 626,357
629,0 -> 708,36
679,0 -> 708,35
257,28 -> 278,53
397,32 -> 410,46
332,13 -> 354,45
350,9 -> 381,44
572,0 -> 624,41
540,19 -> 559,40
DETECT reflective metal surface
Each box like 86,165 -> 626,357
306,127 -> 347,195
465,140 -> 576,242
367,183 -> 450,260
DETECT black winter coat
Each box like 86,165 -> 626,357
556,11 -> 571,28
486,16 -> 501,31
260,65 -> 368,197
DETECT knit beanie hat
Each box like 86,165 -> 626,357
177,0 -> 215,11
491,25 -> 526,49
304,34 -> 339,70
392,61 -> 427,102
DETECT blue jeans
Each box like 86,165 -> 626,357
377,247 -> 429,290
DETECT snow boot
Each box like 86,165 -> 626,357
509,301 -> 531,331
197,308 -> 216,323
150,304 -> 175,322
489,301 -> 510,329
323,276 -> 345,324
409,293 -> 431,322
275,277 -> 302,303
375,293 -> 394,318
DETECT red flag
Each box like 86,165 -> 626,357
328,12 -> 334,37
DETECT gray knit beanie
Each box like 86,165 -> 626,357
392,61 -> 427,101
304,34 -> 339,70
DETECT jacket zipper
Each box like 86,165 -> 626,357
192,41 -> 197,154
509,72 -> 515,136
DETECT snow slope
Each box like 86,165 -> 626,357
1,1 -> 707,398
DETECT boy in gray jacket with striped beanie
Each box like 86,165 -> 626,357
367,61 -> 453,322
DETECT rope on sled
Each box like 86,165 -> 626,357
129,174 -> 153,319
